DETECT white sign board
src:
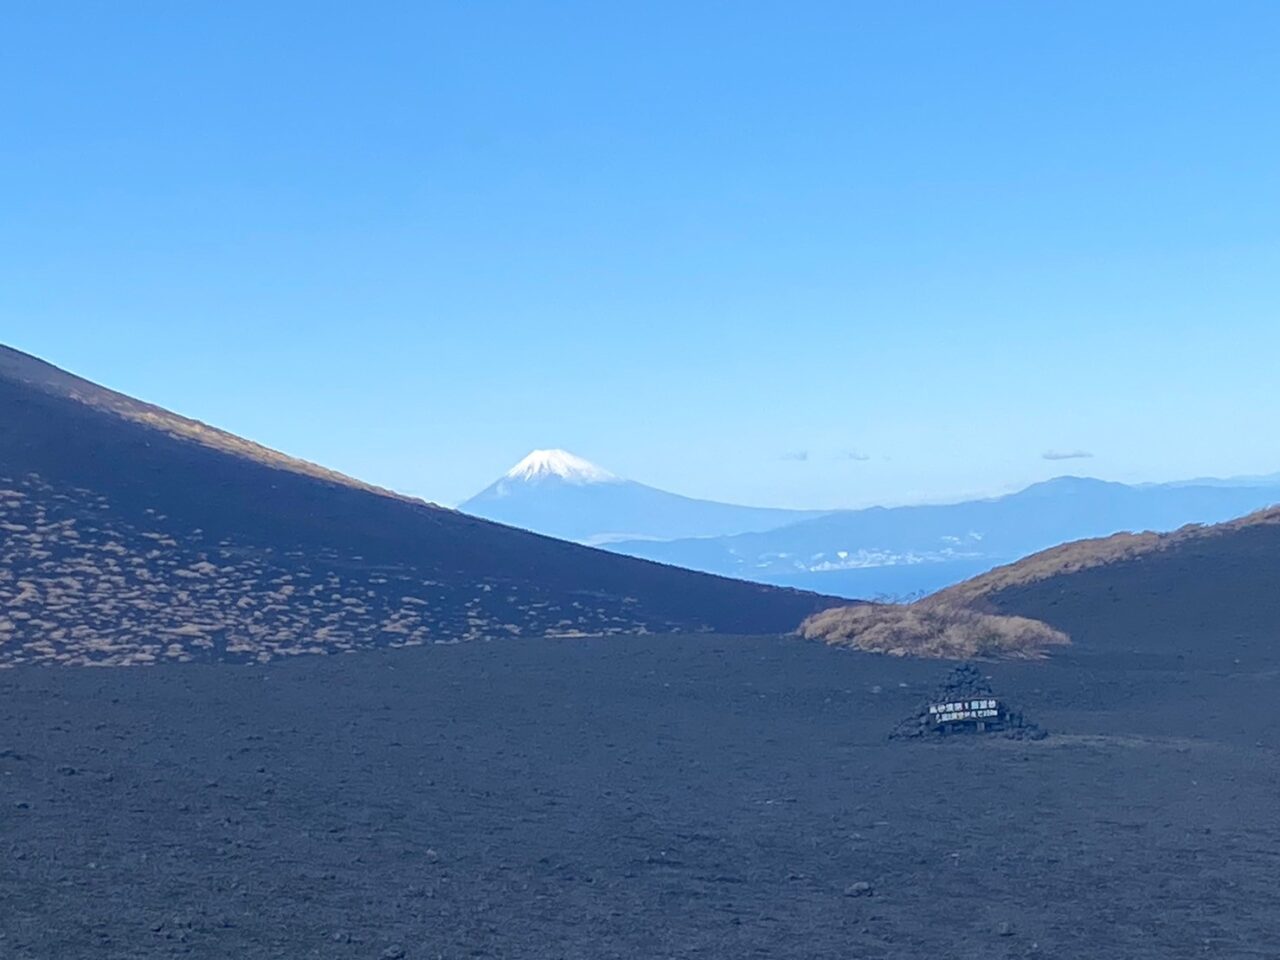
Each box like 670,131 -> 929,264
928,698 -> 1000,724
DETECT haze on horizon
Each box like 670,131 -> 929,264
5,2 -> 1280,510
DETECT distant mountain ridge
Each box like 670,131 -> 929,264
460,451 -> 1280,600
608,475 -> 1280,598
460,449 -> 825,545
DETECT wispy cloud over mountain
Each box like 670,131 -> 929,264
1042,449 -> 1094,461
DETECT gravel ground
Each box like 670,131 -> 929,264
3,633 -> 1278,959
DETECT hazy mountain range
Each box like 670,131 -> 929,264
461,451 -> 1280,600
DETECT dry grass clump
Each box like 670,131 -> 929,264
799,602 -> 1070,660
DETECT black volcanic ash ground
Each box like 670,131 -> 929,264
3,633 -> 1278,960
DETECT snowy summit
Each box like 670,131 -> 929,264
503,449 -> 619,485
460,446 -> 820,544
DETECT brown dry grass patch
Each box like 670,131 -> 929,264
799,602 -> 1069,659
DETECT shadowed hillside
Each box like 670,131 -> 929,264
0,345 -> 840,666
802,505 -> 1280,659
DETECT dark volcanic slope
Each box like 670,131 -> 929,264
986,515 -> 1280,662
0,345 -> 839,665
805,506 -> 1280,658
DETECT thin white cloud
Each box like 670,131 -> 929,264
1042,449 -> 1094,461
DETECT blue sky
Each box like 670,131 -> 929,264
4,2 -> 1279,509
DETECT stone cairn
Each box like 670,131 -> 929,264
890,663 -> 1047,741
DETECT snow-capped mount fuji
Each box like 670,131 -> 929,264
501,449 -> 620,486
460,449 -> 824,546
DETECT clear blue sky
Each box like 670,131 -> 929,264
4,2 -> 1279,509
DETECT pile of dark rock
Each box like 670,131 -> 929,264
890,664 -> 1047,741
